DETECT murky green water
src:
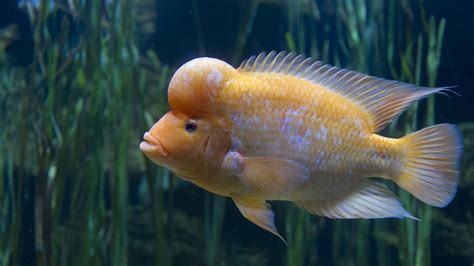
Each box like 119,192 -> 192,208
1,0 -> 473,265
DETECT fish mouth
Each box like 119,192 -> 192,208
140,132 -> 168,156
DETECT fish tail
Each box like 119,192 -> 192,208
393,124 -> 463,207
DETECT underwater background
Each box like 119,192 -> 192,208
0,0 -> 473,265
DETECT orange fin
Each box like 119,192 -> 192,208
295,180 -> 416,219
393,124 -> 462,207
232,195 -> 286,244
241,157 -> 309,197
239,51 -> 453,132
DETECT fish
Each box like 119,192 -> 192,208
140,51 -> 463,243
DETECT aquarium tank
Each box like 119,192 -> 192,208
0,0 -> 473,265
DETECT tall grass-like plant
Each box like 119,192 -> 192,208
0,0 -> 171,265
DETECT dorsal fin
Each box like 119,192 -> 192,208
238,51 -> 452,132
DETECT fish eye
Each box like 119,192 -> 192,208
185,120 -> 197,132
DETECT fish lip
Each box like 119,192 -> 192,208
140,132 -> 168,156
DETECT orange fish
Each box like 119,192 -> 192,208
140,51 -> 463,242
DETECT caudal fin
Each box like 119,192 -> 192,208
394,124 -> 463,207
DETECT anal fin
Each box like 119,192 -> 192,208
295,180 -> 416,219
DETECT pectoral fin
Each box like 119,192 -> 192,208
240,157 -> 309,197
232,195 -> 286,244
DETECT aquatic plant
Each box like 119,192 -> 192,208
0,0 -> 470,265
0,0 -> 171,265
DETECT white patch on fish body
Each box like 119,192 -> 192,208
354,119 -> 364,131
231,114 -> 245,128
280,108 -> 303,136
245,115 -> 261,127
286,107 -> 308,118
352,119 -> 368,139
288,128 -> 313,147
315,151 -> 325,166
286,109 -> 299,117
245,94 -> 251,107
371,153 -> 378,162
281,114 -> 295,133
316,132 -> 321,141
207,69 -> 223,88
298,119 -> 304,127
264,99 -> 272,108
231,137 -> 244,151
179,73 -> 191,87
282,116 -> 293,127
277,108 -> 315,153
320,125 -> 329,141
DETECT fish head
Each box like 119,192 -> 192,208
140,111 -> 209,176
140,57 -> 235,179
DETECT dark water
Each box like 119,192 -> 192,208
0,0 -> 473,265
